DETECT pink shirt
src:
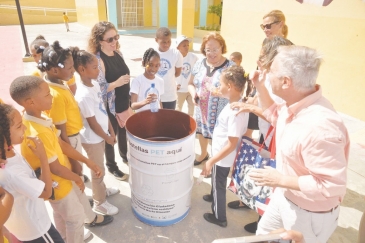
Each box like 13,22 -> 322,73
264,85 -> 349,212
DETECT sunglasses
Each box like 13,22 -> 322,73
102,34 -> 120,43
260,21 -> 280,30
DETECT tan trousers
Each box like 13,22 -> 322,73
65,22 -> 69,30
359,209 -> 365,243
82,141 -> 107,206
49,189 -> 84,243
176,92 -> 194,117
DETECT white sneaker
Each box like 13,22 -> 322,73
93,200 -> 119,215
106,187 -> 120,197
84,228 -> 92,240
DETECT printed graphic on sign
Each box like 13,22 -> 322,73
158,58 -> 171,77
181,62 -> 191,79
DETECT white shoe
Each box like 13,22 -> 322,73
106,187 -> 120,197
93,200 -> 119,215
84,228 -> 92,240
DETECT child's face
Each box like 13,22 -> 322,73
218,75 -> 230,99
56,55 -> 75,81
82,56 -> 99,80
9,109 -> 26,145
145,56 -> 161,77
31,82 -> 53,111
177,40 -> 189,57
155,35 -> 171,52
31,46 -> 42,64
230,55 -> 241,66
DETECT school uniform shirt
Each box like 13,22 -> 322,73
176,52 -> 198,93
0,152 -> 51,241
21,113 -> 73,200
75,81 -> 109,144
212,102 -> 249,167
44,76 -> 83,136
154,47 -> 183,102
129,74 -> 164,113
31,70 -> 76,87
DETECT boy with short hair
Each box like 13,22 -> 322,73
63,12 -> 70,32
175,35 -> 198,117
229,52 -> 242,66
201,66 -> 249,227
9,76 -> 113,242
154,27 -> 183,109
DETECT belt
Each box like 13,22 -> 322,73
68,132 -> 79,137
286,197 -> 338,214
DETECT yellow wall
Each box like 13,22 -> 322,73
74,0 -> 106,28
0,0 -> 76,25
144,0 -> 153,27
221,0 -> 365,121
206,0 -> 221,26
168,0 -> 178,26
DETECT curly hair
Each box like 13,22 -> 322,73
10,76 -> 45,105
0,104 -> 14,160
88,21 -> 120,54
30,35 -> 49,54
37,41 -> 71,72
200,32 -> 227,56
221,65 -> 247,93
69,46 -> 95,72
142,48 -> 160,67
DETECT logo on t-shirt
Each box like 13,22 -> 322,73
181,62 -> 191,79
158,58 -> 172,77
98,92 -> 107,115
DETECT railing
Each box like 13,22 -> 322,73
0,4 -> 76,16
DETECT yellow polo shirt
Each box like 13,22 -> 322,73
44,77 -> 83,136
21,113 -> 72,200
0,98 -> 3,104
31,70 -> 76,87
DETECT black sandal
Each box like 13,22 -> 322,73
227,200 -> 249,209
85,214 -> 113,227
194,153 -> 210,166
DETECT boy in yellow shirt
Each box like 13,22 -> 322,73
63,12 -> 70,32
9,76 -> 113,242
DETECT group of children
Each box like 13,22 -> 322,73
0,24 -> 251,243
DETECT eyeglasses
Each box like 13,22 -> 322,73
204,47 -> 221,54
102,34 -> 120,43
260,21 -> 280,30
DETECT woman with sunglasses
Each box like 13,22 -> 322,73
261,10 -> 288,39
88,21 -> 130,181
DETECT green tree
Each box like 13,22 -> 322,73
208,4 -> 222,18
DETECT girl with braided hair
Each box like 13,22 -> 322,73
0,104 -> 63,242
30,35 -> 77,95
130,48 -> 164,112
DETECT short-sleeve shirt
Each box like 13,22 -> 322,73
129,74 -> 164,112
155,47 -> 183,102
63,15 -> 69,22
212,102 -> 249,167
75,81 -> 109,144
44,76 -> 83,136
176,52 -> 198,93
0,152 -> 51,241
21,113 -> 72,200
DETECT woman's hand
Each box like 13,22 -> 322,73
114,74 -> 130,88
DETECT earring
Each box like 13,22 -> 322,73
7,145 -> 13,151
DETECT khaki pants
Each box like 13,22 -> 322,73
65,22 -> 69,30
176,92 -> 194,117
49,190 -> 84,243
82,141 -> 107,206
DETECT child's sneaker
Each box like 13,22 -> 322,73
106,187 -> 120,197
93,200 -> 119,215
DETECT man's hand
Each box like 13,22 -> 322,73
249,166 -> 282,187
249,69 -> 267,89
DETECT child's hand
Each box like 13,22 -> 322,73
27,136 -> 47,160
86,160 -> 102,178
201,160 -> 213,177
177,84 -> 181,90
105,135 -> 116,145
115,74 -> 130,88
145,94 -> 157,104
193,94 -> 200,106
75,177 -> 85,192
70,158 -> 83,176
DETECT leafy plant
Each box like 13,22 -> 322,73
208,4 -> 222,18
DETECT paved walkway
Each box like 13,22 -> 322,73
2,23 -> 365,242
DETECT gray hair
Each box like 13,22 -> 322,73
274,45 -> 323,92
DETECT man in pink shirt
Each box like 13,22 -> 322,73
249,45 -> 350,242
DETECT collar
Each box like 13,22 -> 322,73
44,76 -> 69,90
23,113 -> 54,127
286,84 -> 322,118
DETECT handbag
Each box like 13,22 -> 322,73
228,126 -> 276,216
115,107 -> 134,128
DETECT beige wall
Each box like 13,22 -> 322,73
74,0 -> 106,28
221,0 -> 365,121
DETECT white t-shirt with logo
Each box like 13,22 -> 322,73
212,102 -> 249,167
75,81 -> 109,144
0,152 -> 51,241
155,47 -> 183,102
176,52 -> 198,93
130,74 -> 164,112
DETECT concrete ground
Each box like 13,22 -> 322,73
2,23 -> 365,243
